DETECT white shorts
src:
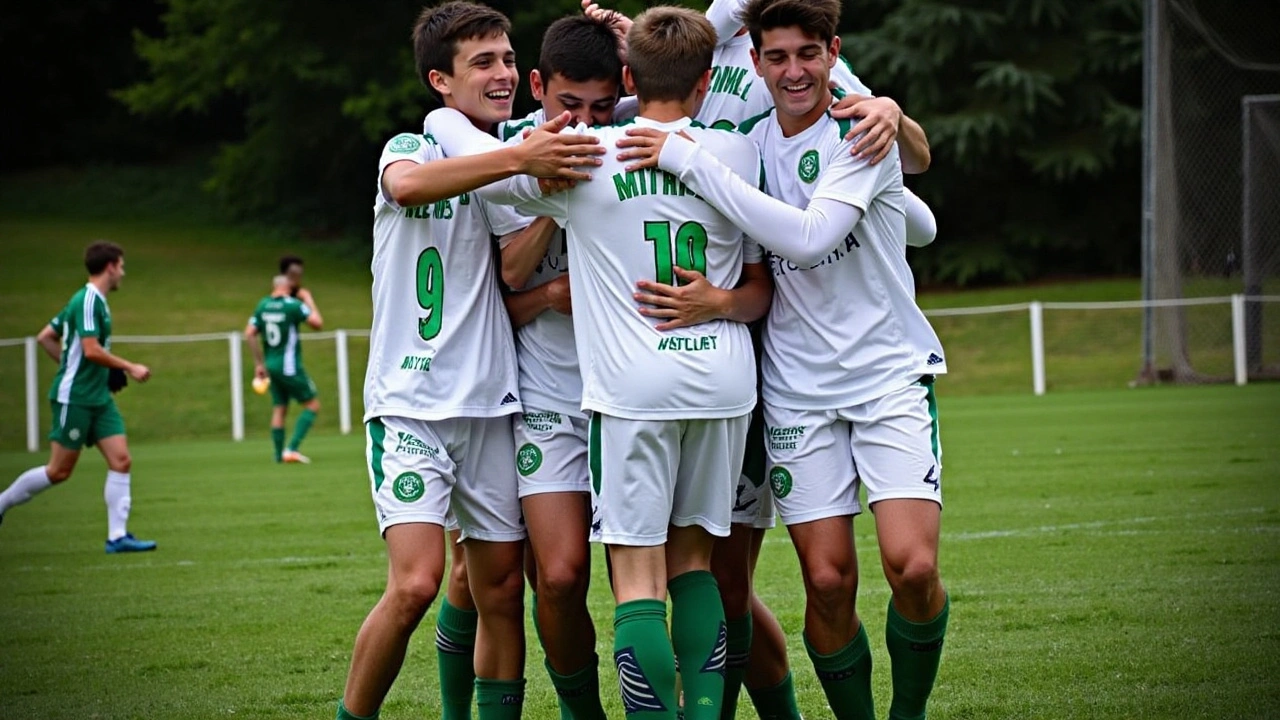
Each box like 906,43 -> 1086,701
731,406 -> 775,529
764,379 -> 942,526
514,409 -> 590,498
366,415 -> 524,542
590,412 -> 750,546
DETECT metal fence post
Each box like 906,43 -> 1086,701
1030,302 -> 1046,396
335,330 -> 352,435
229,332 -> 244,441
25,337 -> 39,453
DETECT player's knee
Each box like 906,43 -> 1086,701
45,464 -> 73,483
307,399 -> 321,412
110,454 -> 132,473
885,554 -> 939,599
536,557 -> 589,606
802,561 -> 857,611
389,575 -> 441,620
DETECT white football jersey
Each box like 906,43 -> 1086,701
364,132 -> 526,422
740,110 -> 947,409
510,117 -> 762,421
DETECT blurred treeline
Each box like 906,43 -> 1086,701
5,0 -> 1150,285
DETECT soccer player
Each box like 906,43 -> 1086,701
434,8 -> 771,720
336,3 -> 605,720
245,274 -> 324,464
0,242 -> 156,554
619,1 -> 952,718
279,254 -> 305,296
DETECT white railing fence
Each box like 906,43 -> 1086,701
2,296 -> 1276,452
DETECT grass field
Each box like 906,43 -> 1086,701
1,384 -> 1277,719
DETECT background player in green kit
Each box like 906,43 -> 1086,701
0,241 -> 156,553
245,274 -> 324,464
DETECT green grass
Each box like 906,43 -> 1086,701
1,385 -> 1276,719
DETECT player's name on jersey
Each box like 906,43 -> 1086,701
768,233 -> 863,277
613,168 -> 702,204
404,193 -> 471,220
656,334 -> 719,353
709,64 -> 753,101
521,410 -> 563,432
767,424 -> 807,451
260,311 -> 289,323
400,354 -> 433,373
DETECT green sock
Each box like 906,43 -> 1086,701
547,655 -> 608,720
289,408 -> 317,451
720,613 -> 753,720
746,672 -> 803,720
885,596 -> 949,720
335,700 -> 379,720
271,427 -> 284,462
476,678 -> 526,720
614,598 -> 678,720
531,594 -> 573,720
437,599 -> 478,720
805,623 -> 875,720
669,571 -> 726,720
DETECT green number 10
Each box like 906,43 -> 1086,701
416,247 -> 444,341
644,220 -> 708,285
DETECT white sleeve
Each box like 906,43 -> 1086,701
423,107 -> 504,154
706,0 -> 748,44
658,135 -> 864,267
377,133 -> 437,208
831,57 -> 873,96
904,187 -> 937,248
742,238 -> 763,264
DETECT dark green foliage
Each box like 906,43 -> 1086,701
844,0 -> 1143,284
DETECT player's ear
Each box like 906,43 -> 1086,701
530,69 -> 545,101
428,69 -> 452,98
622,66 -> 638,96
749,48 -> 762,76
696,68 -> 712,94
827,35 -> 841,68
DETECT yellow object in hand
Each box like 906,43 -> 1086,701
252,376 -> 270,395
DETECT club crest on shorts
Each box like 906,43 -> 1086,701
392,471 -> 425,502
798,150 -> 820,183
516,443 -> 543,476
769,466 -> 793,498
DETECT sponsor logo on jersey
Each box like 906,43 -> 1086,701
922,465 -> 939,491
395,431 -> 439,458
656,335 -> 719,352
767,425 -> 806,451
400,355 -> 433,373
769,466 -> 793,499
927,353 -> 945,366
392,472 -> 426,502
709,65 -> 752,101
389,134 -> 422,154
615,647 -> 668,714
798,149 -> 820,183
516,443 -> 543,476
769,232 -> 859,277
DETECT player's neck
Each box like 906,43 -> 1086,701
777,90 -> 832,138
88,275 -> 112,295
443,99 -> 498,133
637,98 -> 693,124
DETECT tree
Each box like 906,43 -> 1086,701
843,0 -> 1143,284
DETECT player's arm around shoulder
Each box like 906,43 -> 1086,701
295,291 -> 323,330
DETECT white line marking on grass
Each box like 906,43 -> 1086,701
9,552 -> 387,573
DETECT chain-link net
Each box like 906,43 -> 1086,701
1143,0 -> 1280,384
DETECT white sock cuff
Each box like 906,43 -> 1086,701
106,470 -> 131,486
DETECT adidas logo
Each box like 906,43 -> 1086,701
501,392 -> 519,405
927,353 -> 944,366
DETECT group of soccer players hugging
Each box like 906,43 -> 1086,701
344,0 -> 950,719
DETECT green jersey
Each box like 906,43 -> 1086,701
49,284 -> 113,406
249,295 -> 312,376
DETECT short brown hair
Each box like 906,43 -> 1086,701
413,1 -> 511,101
626,6 -> 717,103
85,242 -> 124,275
539,15 -> 623,86
739,0 -> 841,50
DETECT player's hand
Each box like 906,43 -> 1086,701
544,274 -> 572,315
538,178 -> 577,196
616,128 -> 692,172
830,94 -> 901,165
635,267 -> 728,331
128,363 -> 152,383
254,364 -> 268,380
517,111 -> 605,181
581,1 -> 632,61
296,287 -> 314,303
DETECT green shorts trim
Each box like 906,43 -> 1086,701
48,399 -> 126,450
268,369 -> 317,406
